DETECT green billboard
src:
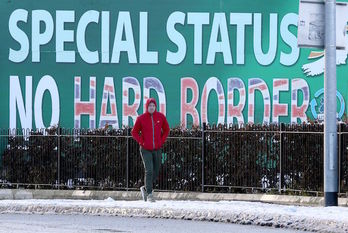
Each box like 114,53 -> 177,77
1,0 -> 348,129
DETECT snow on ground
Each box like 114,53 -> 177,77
0,198 -> 347,232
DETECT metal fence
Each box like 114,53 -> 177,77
0,124 -> 347,196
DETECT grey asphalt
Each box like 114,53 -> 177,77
0,213 -> 306,233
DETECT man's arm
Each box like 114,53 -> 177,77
161,116 -> 170,145
131,117 -> 143,146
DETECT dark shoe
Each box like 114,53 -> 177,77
140,186 -> 147,202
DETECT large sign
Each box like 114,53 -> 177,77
1,0 -> 348,129
297,0 -> 348,49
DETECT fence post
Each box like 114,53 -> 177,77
279,123 -> 284,194
338,123 -> 342,194
57,127 -> 61,190
126,128 -> 130,191
202,122 -> 206,193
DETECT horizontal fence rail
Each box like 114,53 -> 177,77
0,124 -> 347,196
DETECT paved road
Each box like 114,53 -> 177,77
0,213 -> 305,233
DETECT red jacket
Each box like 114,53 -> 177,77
131,98 -> 170,151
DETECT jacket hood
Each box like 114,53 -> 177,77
145,98 -> 157,112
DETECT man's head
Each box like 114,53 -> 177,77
148,102 -> 156,114
146,98 -> 157,114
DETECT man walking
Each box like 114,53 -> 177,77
131,98 -> 170,202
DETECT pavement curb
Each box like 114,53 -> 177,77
0,189 -> 347,206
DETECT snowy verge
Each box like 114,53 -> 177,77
0,199 -> 347,233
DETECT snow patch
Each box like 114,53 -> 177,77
0,199 -> 347,232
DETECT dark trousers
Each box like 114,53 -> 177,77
140,148 -> 161,195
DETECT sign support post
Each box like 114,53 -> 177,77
324,0 -> 338,207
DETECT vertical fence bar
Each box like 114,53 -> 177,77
338,123 -> 342,194
279,123 -> 283,194
126,128 -> 130,191
202,122 -> 206,192
57,127 -> 61,190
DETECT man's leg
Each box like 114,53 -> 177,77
152,149 -> 162,186
140,148 -> 154,195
